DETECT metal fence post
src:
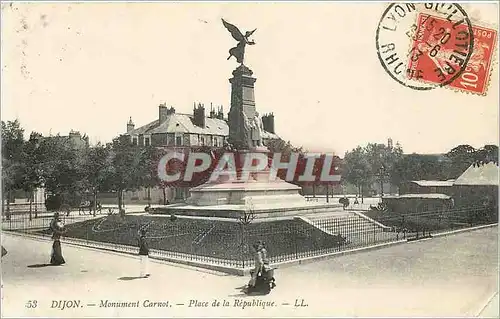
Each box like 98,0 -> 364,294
241,224 -> 245,269
292,221 -> 299,259
372,223 -> 376,243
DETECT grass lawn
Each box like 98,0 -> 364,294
36,214 -> 342,262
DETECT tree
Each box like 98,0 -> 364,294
473,145 -> 498,166
445,144 -> 476,178
107,137 -> 145,215
364,142 -> 404,195
40,134 -> 86,207
82,143 -> 112,216
342,146 -> 372,202
19,132 -> 45,219
137,145 -> 171,206
266,139 -> 308,188
1,120 -> 25,220
342,140 -> 403,199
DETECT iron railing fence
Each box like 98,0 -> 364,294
2,205 -> 496,269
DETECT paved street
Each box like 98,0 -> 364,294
1,226 -> 498,318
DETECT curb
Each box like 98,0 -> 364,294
431,223 -> 498,238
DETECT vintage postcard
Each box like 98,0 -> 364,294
1,2 -> 498,318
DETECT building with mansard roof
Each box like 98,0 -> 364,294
112,102 -> 280,204
122,102 -> 279,149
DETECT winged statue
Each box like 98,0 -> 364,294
222,19 -> 256,64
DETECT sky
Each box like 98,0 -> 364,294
1,2 -> 499,156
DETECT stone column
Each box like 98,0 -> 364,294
227,64 -> 257,150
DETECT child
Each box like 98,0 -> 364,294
138,227 -> 150,278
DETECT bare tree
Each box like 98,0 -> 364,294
238,199 -> 256,267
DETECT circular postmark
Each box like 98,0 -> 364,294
376,3 -> 475,90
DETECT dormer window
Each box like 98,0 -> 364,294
175,133 -> 183,146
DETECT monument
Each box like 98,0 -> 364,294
162,19 -> 342,218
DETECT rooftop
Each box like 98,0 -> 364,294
454,162 -> 499,186
384,193 -> 452,200
124,112 -> 279,139
411,180 -> 455,187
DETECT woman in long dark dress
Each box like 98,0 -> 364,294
50,213 -> 66,265
137,227 -> 150,278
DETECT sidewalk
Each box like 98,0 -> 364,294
1,226 -> 498,318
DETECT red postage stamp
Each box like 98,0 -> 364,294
407,13 -> 497,95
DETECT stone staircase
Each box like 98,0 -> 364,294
297,211 -> 394,245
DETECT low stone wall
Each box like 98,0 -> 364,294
150,203 -> 344,219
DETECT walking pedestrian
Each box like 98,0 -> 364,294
138,227 -> 150,278
50,212 -> 66,265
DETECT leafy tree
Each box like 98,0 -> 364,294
364,142 -> 403,194
343,140 -> 403,198
391,153 -> 448,190
266,139 -> 305,155
40,134 -> 86,207
266,139 -> 308,188
445,144 -> 476,178
136,145 -> 174,205
1,120 -> 25,219
107,137 -> 145,215
342,146 -> 372,201
473,145 -> 498,166
82,143 -> 112,215
19,132 -> 45,219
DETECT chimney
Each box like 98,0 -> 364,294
127,117 -> 135,133
217,106 -> 224,120
209,103 -> 215,118
159,103 -> 168,124
193,103 -> 206,128
262,113 -> 275,134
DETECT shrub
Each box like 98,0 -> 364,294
45,195 -> 62,211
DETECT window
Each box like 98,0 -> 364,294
176,136 -> 182,146
214,137 -> 218,147
200,136 -> 205,146
175,188 -> 185,199
145,137 -> 150,146
132,137 -> 138,145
